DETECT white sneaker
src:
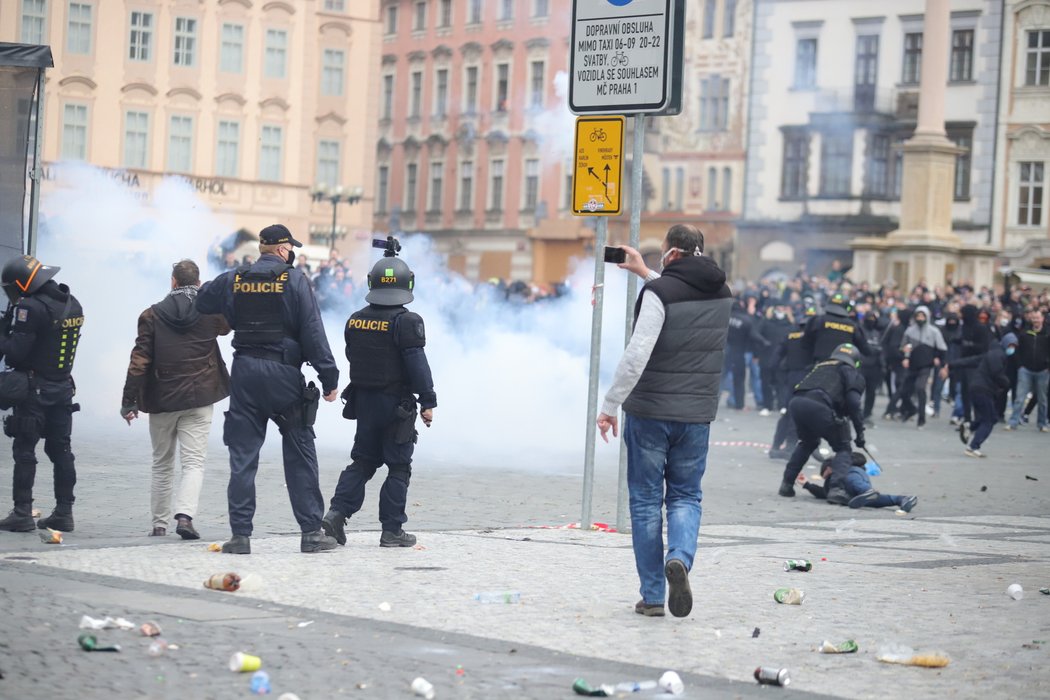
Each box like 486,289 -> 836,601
759,408 -> 771,417
964,447 -> 985,458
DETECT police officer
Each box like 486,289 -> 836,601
322,241 -> 436,548
777,343 -> 866,505
768,306 -> 816,459
725,297 -> 768,409
802,291 -> 872,363
196,224 -> 339,554
0,256 -> 83,533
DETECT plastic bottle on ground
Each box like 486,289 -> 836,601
1007,583 -> 1024,600
473,591 -> 521,604
250,670 -> 271,695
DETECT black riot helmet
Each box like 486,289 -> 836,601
2,255 -> 60,304
830,342 -> 861,368
366,257 -> 414,306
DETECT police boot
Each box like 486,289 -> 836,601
0,506 -> 36,532
778,480 -> 796,497
222,535 -> 251,554
300,529 -> 338,553
321,508 -> 347,546
380,529 -> 417,548
37,506 -> 74,532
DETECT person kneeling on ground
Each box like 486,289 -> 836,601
799,452 -> 917,512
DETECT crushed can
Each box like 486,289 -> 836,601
204,572 -> 241,592
773,587 -> 805,605
754,666 -> 790,686
819,639 -> 859,654
784,559 -> 813,572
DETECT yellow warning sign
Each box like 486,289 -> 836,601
572,116 -> 625,216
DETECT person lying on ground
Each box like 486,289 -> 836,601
798,452 -> 917,512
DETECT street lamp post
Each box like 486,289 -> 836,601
310,184 -> 364,253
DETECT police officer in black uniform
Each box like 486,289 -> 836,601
196,224 -> 339,554
0,256 -> 83,533
802,291 -> 872,363
725,297 -> 768,409
768,305 -> 816,459
777,343 -> 866,505
322,238 -> 436,548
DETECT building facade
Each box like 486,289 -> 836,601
994,0 -> 1050,273
2,0 -> 380,256
374,0 -> 574,283
643,0 -> 751,276
739,0 -> 1002,282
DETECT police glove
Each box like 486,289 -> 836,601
854,435 -> 866,449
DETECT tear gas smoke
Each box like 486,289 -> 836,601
33,164 -> 633,471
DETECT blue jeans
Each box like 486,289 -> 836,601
1009,367 -> 1049,429
624,414 -> 710,605
842,467 -> 899,508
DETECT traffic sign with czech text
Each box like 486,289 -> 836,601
569,0 -> 681,115
572,116 -> 625,216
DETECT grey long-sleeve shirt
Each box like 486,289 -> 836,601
601,271 -> 663,416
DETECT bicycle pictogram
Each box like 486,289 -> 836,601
610,51 -> 629,68
589,127 -> 608,143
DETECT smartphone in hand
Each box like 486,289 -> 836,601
603,246 -> 626,264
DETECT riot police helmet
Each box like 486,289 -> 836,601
830,343 -> 861,368
799,305 -> 817,325
2,255 -> 60,304
827,291 -> 852,315
366,257 -> 414,306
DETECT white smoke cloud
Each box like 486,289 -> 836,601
34,165 -> 634,471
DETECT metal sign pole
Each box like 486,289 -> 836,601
615,115 -> 647,533
27,69 -> 46,258
581,216 -> 608,530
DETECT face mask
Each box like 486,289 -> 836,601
1006,346 -> 1016,356
864,316 -> 877,328
916,318 -> 926,326
659,248 -> 676,270
285,249 -> 296,266
774,311 -> 786,320
999,318 -> 1010,327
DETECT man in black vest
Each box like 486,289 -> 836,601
0,255 -> 83,533
121,259 -> 231,539
777,343 -> 866,505
196,224 -> 339,554
597,224 -> 732,619
322,243 -> 436,548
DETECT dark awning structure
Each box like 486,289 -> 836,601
0,42 -> 54,266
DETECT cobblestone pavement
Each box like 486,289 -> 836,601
1,404 -> 1048,698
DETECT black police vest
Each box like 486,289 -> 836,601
30,289 -> 84,380
346,306 -> 407,390
784,331 -> 811,372
812,314 -> 858,361
232,265 -> 290,346
795,360 -> 847,410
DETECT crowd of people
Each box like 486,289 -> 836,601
722,268 -> 1050,459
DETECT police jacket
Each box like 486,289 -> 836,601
775,328 -> 811,375
0,279 -> 83,383
345,304 -> 436,409
121,289 -> 231,413
622,255 -> 732,423
793,359 -> 866,436
727,306 -> 768,353
196,254 -> 339,394
858,318 -> 885,371
802,307 -> 872,363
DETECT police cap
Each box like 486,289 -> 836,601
259,224 -> 302,248
830,343 -> 861,367
366,257 -> 414,306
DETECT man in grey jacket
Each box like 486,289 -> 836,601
597,224 -> 732,618
896,304 -> 946,428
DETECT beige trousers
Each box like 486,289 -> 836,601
149,405 -> 212,528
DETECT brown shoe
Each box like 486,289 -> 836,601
150,526 -> 166,536
175,516 -> 199,540
635,600 -> 665,617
